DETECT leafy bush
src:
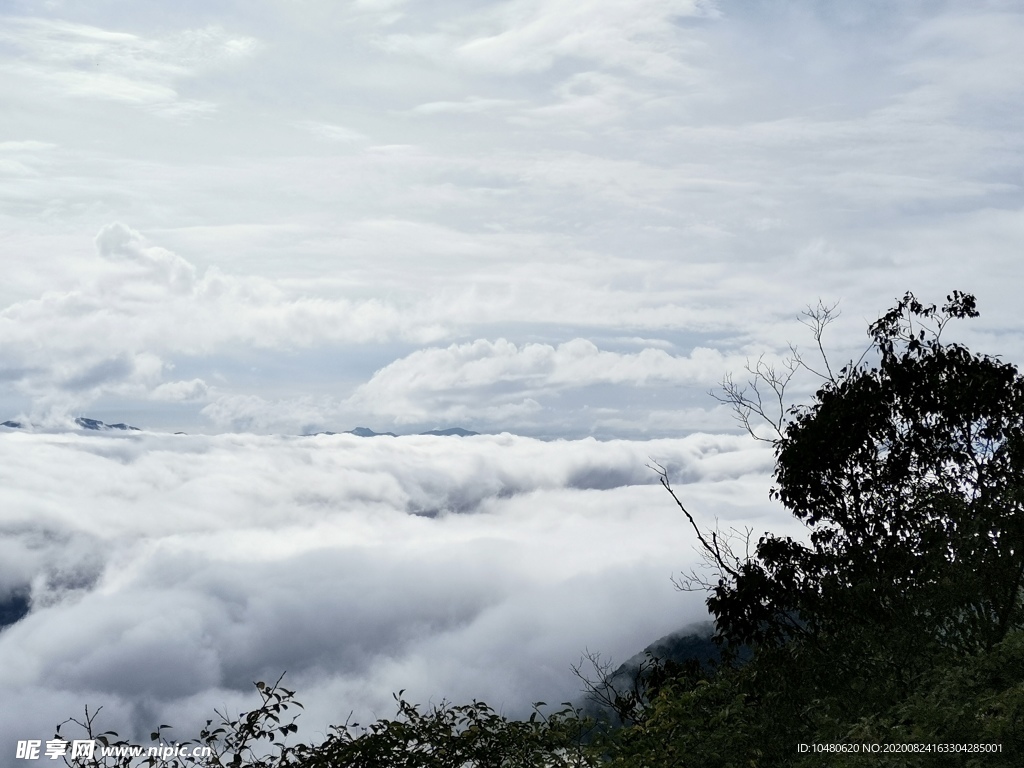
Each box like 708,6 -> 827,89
56,678 -> 596,768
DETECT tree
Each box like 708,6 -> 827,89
634,292 -> 1024,764
299,696 -> 596,768
709,293 -> 1024,652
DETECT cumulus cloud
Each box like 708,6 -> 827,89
348,338 -> 756,425
96,223 -> 198,294
150,378 -> 209,402
365,338 -> 735,389
0,431 -> 791,749
0,224 -> 458,418
169,330 -> 790,437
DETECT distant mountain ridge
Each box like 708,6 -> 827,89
580,623 -> 723,723
1,417 -> 142,432
304,426 -> 480,438
2,419 -> 479,437
347,427 -> 398,437
418,427 -> 478,437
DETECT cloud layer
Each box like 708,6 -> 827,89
0,430 -> 789,750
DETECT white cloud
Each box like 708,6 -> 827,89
0,18 -> 259,118
150,378 -> 209,402
96,222 -> 197,293
334,338 -> 794,435
900,9 -> 1024,114
292,120 -> 367,142
515,71 -> 641,125
351,338 -> 742,417
379,0 -> 714,77
410,97 -> 522,115
0,224 -> 456,416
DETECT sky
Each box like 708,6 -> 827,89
2,0 -> 1024,758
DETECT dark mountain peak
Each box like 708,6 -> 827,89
75,417 -> 140,432
1,420 -> 23,429
304,426 -> 479,438
346,427 -> 398,437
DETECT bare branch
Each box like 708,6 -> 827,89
673,524 -> 755,592
795,299 -> 841,381
648,461 -> 740,582
571,649 -> 662,727
711,354 -> 797,443
713,299 -> 861,443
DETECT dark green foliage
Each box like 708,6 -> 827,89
833,629 -> 1024,768
713,291 -> 1024,658
56,676 -> 304,768
297,696 -> 596,768
56,682 -> 595,768
626,292 -> 1024,764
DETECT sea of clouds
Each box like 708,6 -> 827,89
4,3 -> 1020,760
0,428 -> 794,755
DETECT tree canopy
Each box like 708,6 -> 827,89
639,292 -> 1024,764
712,292 -> 1024,652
